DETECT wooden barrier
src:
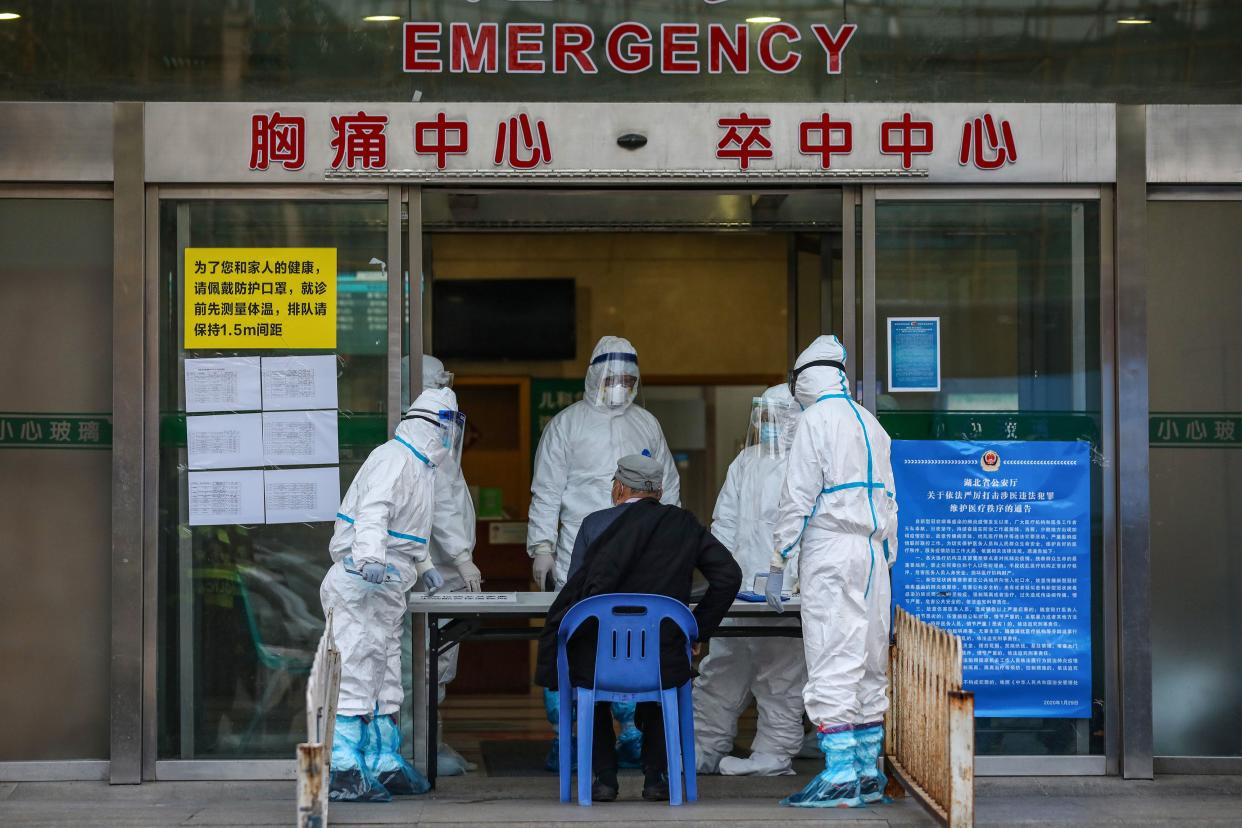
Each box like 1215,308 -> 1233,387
297,611 -> 341,828
885,606 -> 975,827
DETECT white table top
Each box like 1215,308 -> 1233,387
408,591 -> 801,617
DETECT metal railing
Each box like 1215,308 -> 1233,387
886,606 -> 975,827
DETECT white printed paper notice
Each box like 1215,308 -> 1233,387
888,317 -> 941,393
261,355 -> 338,411
185,357 -> 261,413
186,413 -> 264,470
188,470 -> 265,526
262,410 -> 339,466
264,467 -> 341,524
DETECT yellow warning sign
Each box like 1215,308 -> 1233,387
184,248 -> 337,349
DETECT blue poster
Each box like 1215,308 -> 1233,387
888,317 -> 940,392
891,439 -> 1092,718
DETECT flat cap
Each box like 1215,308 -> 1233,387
615,453 -> 663,492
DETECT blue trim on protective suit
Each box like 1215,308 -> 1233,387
822,481 -> 886,495
336,512 -> 355,524
386,529 -> 428,543
394,435 -> 434,467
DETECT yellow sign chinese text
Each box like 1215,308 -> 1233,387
184,248 -> 337,349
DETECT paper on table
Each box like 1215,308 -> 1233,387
188,470 -> 265,526
185,357 -> 261,413
186,413 -> 263,470
264,467 -> 341,524
262,410 -> 339,466
261,355 -> 338,411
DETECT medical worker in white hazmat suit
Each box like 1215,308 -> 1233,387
526,335 -> 680,770
694,384 -> 808,776
767,335 -> 899,808
320,387 -> 463,802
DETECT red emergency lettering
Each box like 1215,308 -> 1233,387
403,22 -> 442,72
553,23 -> 598,74
450,22 -> 498,73
507,23 -> 545,73
757,22 -> 802,74
661,23 -> 700,73
606,22 -> 654,74
809,23 -> 857,74
707,23 -> 749,74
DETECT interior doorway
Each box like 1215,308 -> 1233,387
406,188 -> 844,758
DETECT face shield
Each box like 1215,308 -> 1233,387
592,352 -> 640,408
402,408 -> 466,467
744,395 -> 799,458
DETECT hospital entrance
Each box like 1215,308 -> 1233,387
151,184 -> 1108,778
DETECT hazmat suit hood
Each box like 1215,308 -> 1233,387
790,335 -> 849,409
397,387 -> 458,467
584,335 -> 640,414
421,354 -> 452,390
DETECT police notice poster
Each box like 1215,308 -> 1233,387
891,440 -> 1092,718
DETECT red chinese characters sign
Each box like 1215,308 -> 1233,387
245,108 -> 1024,176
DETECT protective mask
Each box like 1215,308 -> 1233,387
760,423 -> 781,444
605,384 -> 631,408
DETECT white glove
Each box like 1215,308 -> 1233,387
457,560 -> 482,593
531,546 -> 555,591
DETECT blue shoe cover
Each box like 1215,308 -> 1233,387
543,688 -> 578,772
329,715 -> 391,802
612,702 -> 643,769
437,743 -> 469,777
543,687 -> 560,724
366,715 -> 430,796
544,733 -> 579,772
854,724 -> 888,804
781,729 -> 862,808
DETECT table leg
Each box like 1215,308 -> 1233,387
428,615 -> 440,789
410,610 -> 430,783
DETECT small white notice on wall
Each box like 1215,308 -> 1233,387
186,413 -> 264,470
262,410 -> 339,466
264,467 -> 341,524
261,355 -> 338,411
188,470 -> 265,525
184,357 -> 261,413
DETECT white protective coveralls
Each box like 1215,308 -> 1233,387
693,384 -> 807,776
772,335 -> 898,732
526,335 -> 681,588
321,387 -> 455,717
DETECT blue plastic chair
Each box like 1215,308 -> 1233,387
556,593 -> 699,806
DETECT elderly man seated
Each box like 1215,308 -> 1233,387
536,454 -> 742,802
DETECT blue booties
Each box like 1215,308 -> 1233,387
365,714 -> 429,796
612,702 -> 643,769
543,688 -> 577,772
781,728 -> 862,808
854,724 -> 888,804
329,715 -> 390,802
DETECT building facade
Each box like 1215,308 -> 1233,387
0,1 -> 1238,784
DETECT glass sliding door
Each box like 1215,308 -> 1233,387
873,198 -> 1106,758
157,199 -> 388,759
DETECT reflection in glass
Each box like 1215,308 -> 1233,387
158,200 -> 387,758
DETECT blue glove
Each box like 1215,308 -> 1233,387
765,567 -> 785,614
360,562 -> 386,584
422,567 -> 445,594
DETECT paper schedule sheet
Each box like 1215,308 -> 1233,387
264,467 -> 341,524
184,357 -> 261,412
188,470 -> 265,526
261,355 -> 338,411
186,413 -> 263,470
262,410 -> 339,466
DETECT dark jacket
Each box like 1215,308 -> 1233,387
565,501 -> 631,581
535,497 -> 742,690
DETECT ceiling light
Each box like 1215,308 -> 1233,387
0,12 -> 22,20
746,16 -> 782,24
1116,18 -> 1152,25
363,15 -> 401,23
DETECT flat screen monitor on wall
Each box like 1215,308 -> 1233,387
433,278 -> 576,361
